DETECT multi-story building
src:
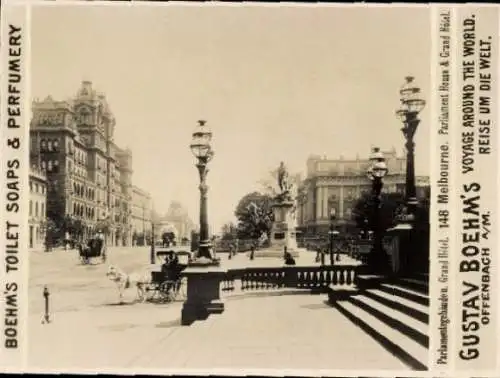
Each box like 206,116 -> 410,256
130,185 -> 152,245
296,149 -> 430,236
30,81 -> 134,246
29,166 -> 47,250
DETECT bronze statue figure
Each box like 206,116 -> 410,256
277,161 -> 289,194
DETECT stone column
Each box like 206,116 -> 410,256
316,186 -> 322,222
339,185 -> 344,219
322,186 -> 329,219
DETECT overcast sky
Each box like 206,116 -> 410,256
31,4 -> 431,233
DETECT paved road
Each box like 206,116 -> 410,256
28,247 -> 405,373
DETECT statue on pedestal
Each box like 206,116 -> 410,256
276,162 -> 294,202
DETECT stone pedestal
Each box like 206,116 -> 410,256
181,266 -> 226,326
254,199 -> 299,258
384,223 -> 414,275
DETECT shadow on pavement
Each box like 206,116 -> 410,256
224,289 -> 310,301
155,318 -> 182,329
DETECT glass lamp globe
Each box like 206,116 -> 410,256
372,161 -> 388,178
369,147 -> 384,162
190,120 -> 213,159
399,76 -> 426,114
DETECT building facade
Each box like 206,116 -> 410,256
296,149 -> 430,236
130,185 -> 152,245
30,81 -> 135,246
29,166 -> 48,250
161,201 -> 196,242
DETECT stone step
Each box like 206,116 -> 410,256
395,277 -> 429,295
378,282 -> 429,306
334,300 -> 428,371
363,288 -> 429,324
350,295 -> 428,347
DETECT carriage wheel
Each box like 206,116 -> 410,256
159,281 -> 175,302
177,278 -> 187,300
145,285 -> 159,302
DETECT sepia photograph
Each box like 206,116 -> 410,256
27,3 -> 431,373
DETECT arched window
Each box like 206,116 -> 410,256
73,203 -> 77,215
47,140 -> 53,152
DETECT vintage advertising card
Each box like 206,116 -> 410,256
0,1 -> 498,376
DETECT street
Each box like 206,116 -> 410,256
28,247 -> 406,372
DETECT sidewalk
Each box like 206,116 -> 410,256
29,293 -> 407,372
28,246 -> 402,373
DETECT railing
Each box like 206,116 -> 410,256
221,265 -> 359,292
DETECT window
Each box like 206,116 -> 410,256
47,161 -> 53,172
29,200 -> 32,216
41,161 -> 46,170
53,139 -> 59,151
35,202 -> 39,217
41,203 -> 45,217
41,139 -> 47,151
29,182 -> 33,192
35,183 -> 39,193
47,140 -> 53,152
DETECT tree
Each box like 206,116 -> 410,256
95,217 -> 111,234
234,191 -> 274,240
220,222 -> 237,241
43,218 -> 58,250
352,190 -> 430,232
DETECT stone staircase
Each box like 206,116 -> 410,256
328,273 -> 429,371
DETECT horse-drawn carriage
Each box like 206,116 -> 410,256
137,249 -> 191,303
78,238 -> 106,264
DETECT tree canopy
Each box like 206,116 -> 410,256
234,191 -> 274,239
352,189 -> 430,232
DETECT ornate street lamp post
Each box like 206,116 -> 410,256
366,147 -> 389,272
150,219 -> 155,264
395,76 -> 426,216
328,208 -> 336,265
190,120 -> 215,260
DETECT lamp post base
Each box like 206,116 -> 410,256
366,246 -> 391,275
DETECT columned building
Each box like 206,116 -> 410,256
30,81 -> 134,246
130,185 -> 152,246
29,166 -> 47,250
296,149 -> 430,236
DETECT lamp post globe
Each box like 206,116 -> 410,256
190,120 -> 215,261
329,207 -> 336,265
395,76 -> 425,213
366,147 -> 389,273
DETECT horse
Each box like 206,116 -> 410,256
105,265 -> 151,304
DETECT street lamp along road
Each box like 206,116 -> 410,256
366,147 -> 389,273
328,208 -> 338,265
190,120 -> 216,261
395,76 -> 426,216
